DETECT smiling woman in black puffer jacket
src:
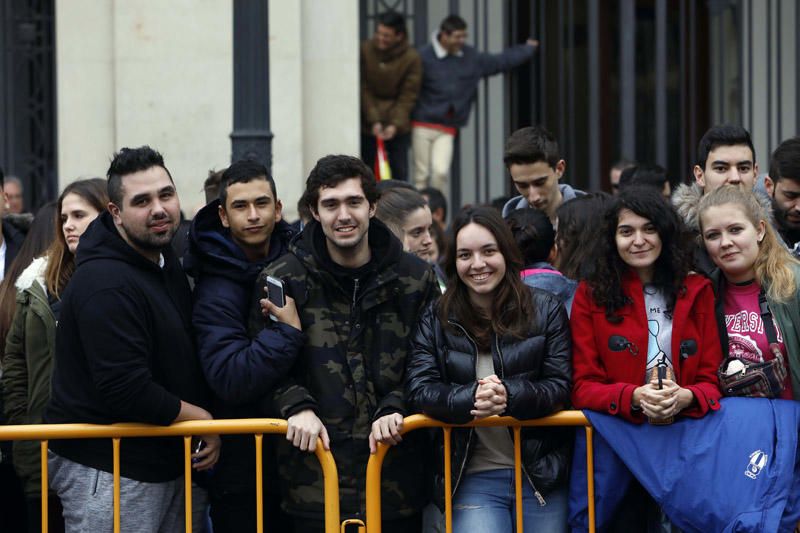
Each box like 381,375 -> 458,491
405,205 -> 573,533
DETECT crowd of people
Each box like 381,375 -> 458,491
1,10 -> 800,533
0,117 -> 798,533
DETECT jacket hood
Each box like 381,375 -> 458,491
501,183 -> 584,218
365,37 -> 410,62
15,255 -> 48,293
3,213 -> 33,234
672,182 -> 777,233
671,183 -> 704,232
293,217 -> 403,273
183,199 -> 294,281
75,211 -> 174,272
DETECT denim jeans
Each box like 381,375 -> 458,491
452,469 -> 568,533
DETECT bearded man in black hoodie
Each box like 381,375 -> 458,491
45,146 -> 219,531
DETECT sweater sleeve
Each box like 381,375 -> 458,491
477,43 -> 535,77
570,283 -> 644,423
193,278 -> 306,406
77,288 -> 181,425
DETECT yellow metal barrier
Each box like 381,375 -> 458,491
364,411 -> 595,533
0,419 -> 340,533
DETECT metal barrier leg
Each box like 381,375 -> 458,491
112,437 -> 121,533
443,427 -> 452,533
184,436 -> 193,533
255,434 -> 263,533
586,427 -> 596,533
513,426 -> 523,533
41,440 -> 48,533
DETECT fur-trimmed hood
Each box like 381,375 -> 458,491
671,182 -> 777,233
14,255 -> 48,294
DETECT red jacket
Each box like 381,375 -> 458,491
571,272 -> 722,423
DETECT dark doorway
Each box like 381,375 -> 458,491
1,0 -> 57,211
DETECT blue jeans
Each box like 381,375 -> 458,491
452,469 -> 568,533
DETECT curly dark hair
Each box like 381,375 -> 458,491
587,186 -> 692,323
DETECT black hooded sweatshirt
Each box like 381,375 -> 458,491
45,211 -> 210,482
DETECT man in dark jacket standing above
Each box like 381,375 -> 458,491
184,159 -> 305,532
45,146 -> 220,531
255,155 -> 439,532
412,15 -> 538,193
361,11 -> 422,182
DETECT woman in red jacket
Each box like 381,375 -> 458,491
570,186 -> 722,530
571,186 -> 722,421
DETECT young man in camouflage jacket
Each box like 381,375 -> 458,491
252,155 -> 439,532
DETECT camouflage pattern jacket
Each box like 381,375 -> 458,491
252,219 -> 439,521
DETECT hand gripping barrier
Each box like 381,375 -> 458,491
0,419 -> 340,533
364,411 -> 596,533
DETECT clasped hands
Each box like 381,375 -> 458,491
471,374 -> 507,420
632,379 -> 694,420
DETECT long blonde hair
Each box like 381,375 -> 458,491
698,185 -> 799,302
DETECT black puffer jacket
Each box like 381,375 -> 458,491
405,287 -> 573,509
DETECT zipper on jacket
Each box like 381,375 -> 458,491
494,335 -> 546,506
446,320 -> 479,494
352,278 -> 360,313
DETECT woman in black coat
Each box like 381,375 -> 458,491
405,206 -> 572,533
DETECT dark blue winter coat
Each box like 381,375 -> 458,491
183,200 -> 305,493
412,38 -> 535,128
569,398 -> 800,533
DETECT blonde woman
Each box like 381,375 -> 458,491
698,185 -> 800,399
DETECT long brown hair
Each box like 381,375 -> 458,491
44,178 -> 108,299
0,202 -> 58,359
437,205 -> 534,350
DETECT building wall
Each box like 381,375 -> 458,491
56,0 -> 360,220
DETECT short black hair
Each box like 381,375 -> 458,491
696,124 -> 755,169
107,146 -> 173,207
618,164 -> 668,192
506,207 -> 555,265
503,126 -> 561,169
769,137 -> 800,185
376,11 -> 406,35
219,159 -> 276,208
302,155 -> 378,212
421,186 -> 447,221
440,15 -> 467,34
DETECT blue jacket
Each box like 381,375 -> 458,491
184,200 -> 305,410
412,37 -> 534,128
521,262 -> 578,315
569,398 -> 800,533
184,201 -> 305,493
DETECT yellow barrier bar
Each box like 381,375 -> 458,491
586,426 -> 596,533
41,440 -> 48,533
183,436 -> 193,533
112,437 -> 121,533
255,433 -> 263,533
3,419 -> 341,533
443,427 -> 452,533
365,411 -> 593,533
513,426 -> 523,533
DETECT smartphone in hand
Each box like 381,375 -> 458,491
265,276 -> 285,321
